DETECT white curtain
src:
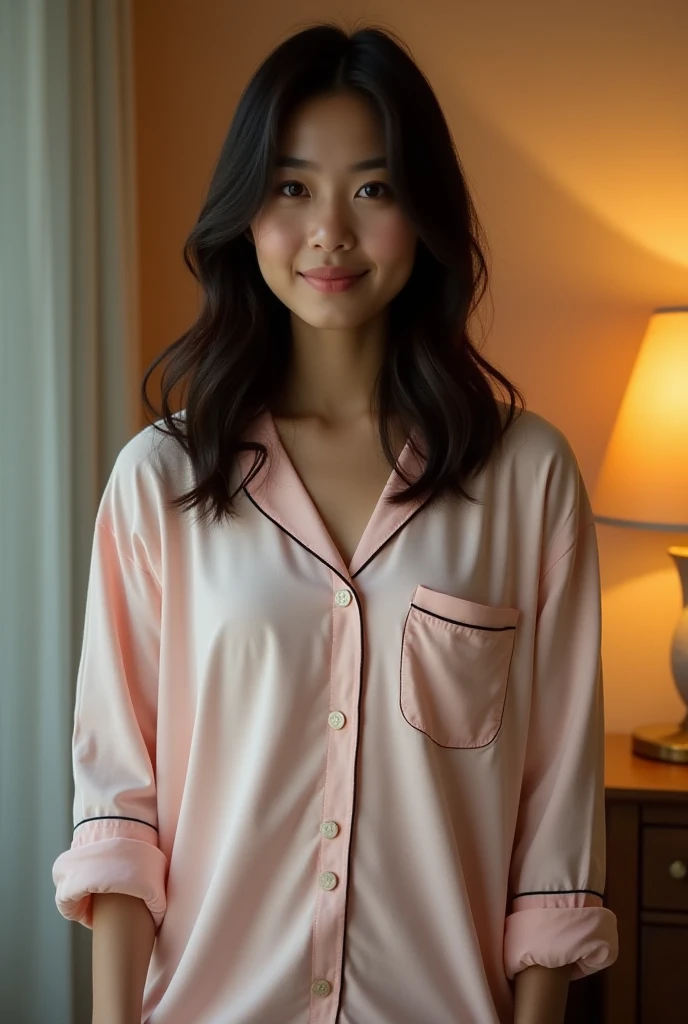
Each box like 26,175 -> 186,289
0,1 -> 139,1020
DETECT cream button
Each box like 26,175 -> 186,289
328,710 -> 346,730
335,588 -> 352,607
312,979 -> 332,997
319,871 -> 338,890
320,820 -> 339,839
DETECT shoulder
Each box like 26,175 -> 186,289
112,411 -> 188,480
495,403 -> 594,550
97,412 -> 191,532
497,404 -> 578,470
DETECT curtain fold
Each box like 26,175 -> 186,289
0,2 -> 139,1020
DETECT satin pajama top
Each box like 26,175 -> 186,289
52,403 -> 619,1024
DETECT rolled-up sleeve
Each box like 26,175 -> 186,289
503,476 -> 619,981
52,464 -> 167,930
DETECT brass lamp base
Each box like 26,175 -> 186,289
631,547 -> 688,765
632,723 -> 688,764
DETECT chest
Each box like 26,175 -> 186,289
272,418 -> 405,569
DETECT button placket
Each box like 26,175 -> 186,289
309,578 -> 360,1021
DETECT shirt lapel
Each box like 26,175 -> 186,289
238,408 -> 431,580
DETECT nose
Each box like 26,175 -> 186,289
308,198 -> 355,251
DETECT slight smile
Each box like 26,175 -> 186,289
299,271 -> 369,293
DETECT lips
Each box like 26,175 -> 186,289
300,272 -> 367,293
300,268 -> 367,281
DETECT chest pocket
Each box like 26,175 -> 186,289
400,584 -> 519,748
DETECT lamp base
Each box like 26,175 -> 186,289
632,723 -> 688,764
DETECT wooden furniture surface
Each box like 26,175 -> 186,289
565,732 -> 688,1024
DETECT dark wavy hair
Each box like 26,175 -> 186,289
141,19 -> 526,526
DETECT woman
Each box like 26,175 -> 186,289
52,20 -> 618,1024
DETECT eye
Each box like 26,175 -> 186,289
276,181 -> 306,198
275,180 -> 390,199
358,182 -> 389,199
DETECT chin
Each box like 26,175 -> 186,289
301,317 -> 363,330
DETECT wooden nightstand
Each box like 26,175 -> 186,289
565,732 -> 688,1024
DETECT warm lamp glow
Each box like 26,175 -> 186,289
592,308 -> 688,531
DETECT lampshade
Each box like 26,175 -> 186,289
592,307 -> 688,531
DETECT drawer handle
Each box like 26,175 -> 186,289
669,859 -> 687,881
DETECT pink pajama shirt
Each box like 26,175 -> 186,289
52,404 -> 618,1023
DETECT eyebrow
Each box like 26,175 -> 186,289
275,156 -> 387,172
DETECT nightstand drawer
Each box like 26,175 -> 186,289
641,925 -> 688,1021
642,826 -> 688,911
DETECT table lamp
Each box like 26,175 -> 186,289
592,306 -> 688,764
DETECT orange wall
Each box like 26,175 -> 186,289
132,1 -> 688,734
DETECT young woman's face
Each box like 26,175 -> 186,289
248,90 -> 418,331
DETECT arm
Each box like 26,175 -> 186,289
52,516 -> 166,930
513,963 -> 571,1024
51,450 -> 167,1014
503,459 -> 618,991
92,893 -> 156,1024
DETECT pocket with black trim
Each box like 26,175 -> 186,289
400,584 -> 519,748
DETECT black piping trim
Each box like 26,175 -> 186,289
350,498 -> 434,577
241,487 -> 347,581
513,888 -> 604,899
410,602 -> 516,631
241,485 -> 434,581
399,602 -> 517,749
73,815 -> 158,834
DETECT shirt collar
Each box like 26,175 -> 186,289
237,407 -> 430,580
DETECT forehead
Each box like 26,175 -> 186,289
276,91 -> 385,165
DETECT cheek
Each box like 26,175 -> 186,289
253,213 -> 301,264
366,214 -> 417,266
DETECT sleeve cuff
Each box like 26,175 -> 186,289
504,905 -> 619,980
52,819 -> 168,929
